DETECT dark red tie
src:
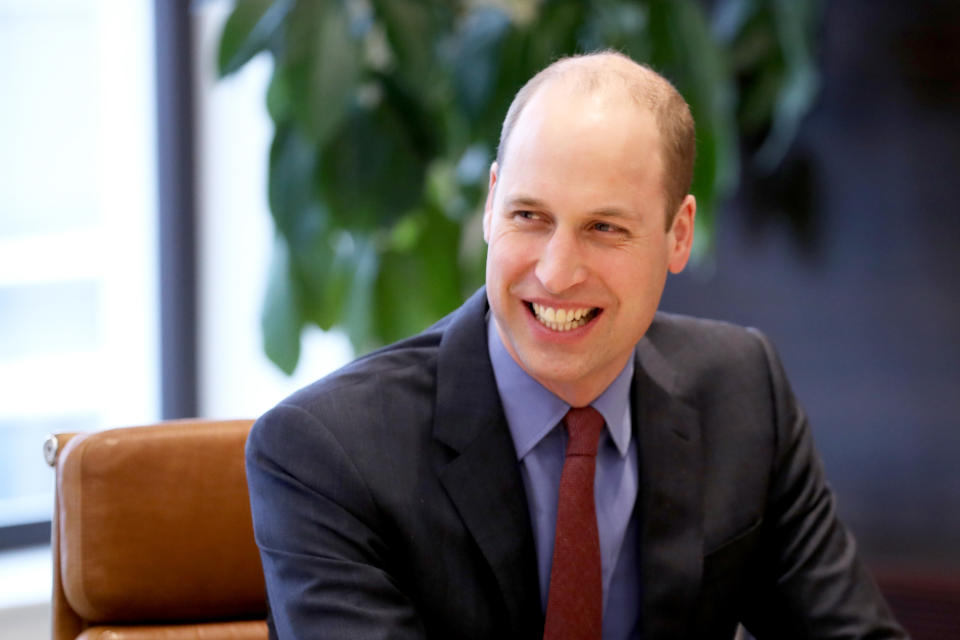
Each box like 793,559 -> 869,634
543,406 -> 605,639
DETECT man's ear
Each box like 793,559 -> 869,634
667,194 -> 696,274
483,162 -> 499,243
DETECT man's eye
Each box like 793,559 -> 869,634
593,222 -> 618,233
516,210 -> 538,220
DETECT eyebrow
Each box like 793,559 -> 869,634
506,195 -> 548,210
505,194 -> 635,220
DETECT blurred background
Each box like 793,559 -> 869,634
1,0 -> 957,636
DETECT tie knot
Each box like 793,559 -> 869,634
563,406 -> 605,457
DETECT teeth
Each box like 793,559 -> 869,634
530,303 -> 596,332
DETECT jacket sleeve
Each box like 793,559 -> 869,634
245,402 -> 427,640
741,329 -> 908,639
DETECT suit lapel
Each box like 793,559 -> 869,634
428,291 -> 704,637
633,336 -> 704,639
432,289 -> 543,636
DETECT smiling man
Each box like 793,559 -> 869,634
483,55 -> 695,410
246,52 -> 906,639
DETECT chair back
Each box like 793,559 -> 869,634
47,419 -> 268,640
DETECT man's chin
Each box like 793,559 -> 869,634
514,348 -> 594,391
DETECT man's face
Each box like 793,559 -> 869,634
483,84 -> 694,406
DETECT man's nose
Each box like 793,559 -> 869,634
534,229 -> 588,294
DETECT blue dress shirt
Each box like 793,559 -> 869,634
487,317 -> 641,639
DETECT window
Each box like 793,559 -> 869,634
0,0 -> 158,544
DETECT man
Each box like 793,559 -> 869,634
246,52 -> 906,639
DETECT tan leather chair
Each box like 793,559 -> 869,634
45,419 -> 268,640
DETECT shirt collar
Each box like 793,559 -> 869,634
487,315 -> 634,460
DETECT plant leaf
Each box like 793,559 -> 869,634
374,205 -> 462,343
283,0 -> 363,147
710,0 -> 756,45
341,235 -> 380,352
524,0 -> 587,67
217,0 -> 291,77
261,233 -> 303,374
753,0 -> 820,169
452,7 -> 513,121
298,228 -> 355,332
370,0 -> 451,99
318,96 -> 429,231
268,121 -> 318,237
647,0 -> 739,254
266,66 -> 293,123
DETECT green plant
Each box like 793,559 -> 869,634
218,0 -> 821,373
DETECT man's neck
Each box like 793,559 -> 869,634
537,365 -> 629,408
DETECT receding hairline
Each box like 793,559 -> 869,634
495,51 -> 696,223
496,52 -> 679,160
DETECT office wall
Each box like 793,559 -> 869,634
661,0 -> 960,568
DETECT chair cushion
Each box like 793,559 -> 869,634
76,620 -> 269,639
57,419 -> 266,623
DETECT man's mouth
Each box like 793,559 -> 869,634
528,302 -> 599,332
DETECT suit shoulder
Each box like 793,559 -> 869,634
648,311 -> 765,354
269,325 -> 443,428
645,312 -> 774,394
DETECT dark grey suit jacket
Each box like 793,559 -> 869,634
246,288 -> 906,639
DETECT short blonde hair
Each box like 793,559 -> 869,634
496,51 -> 696,226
